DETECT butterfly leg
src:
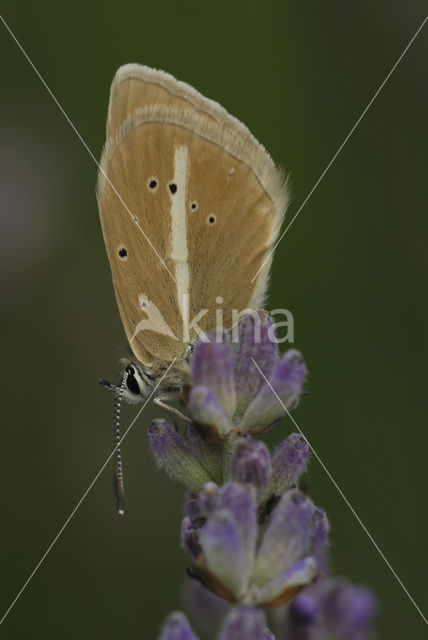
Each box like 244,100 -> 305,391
153,397 -> 192,423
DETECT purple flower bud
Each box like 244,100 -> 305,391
191,336 -> 236,420
270,433 -> 309,494
200,509 -> 249,597
289,592 -> 319,625
158,611 -> 199,640
240,350 -> 307,434
253,490 -> 316,587
322,579 -> 377,637
215,483 -> 257,569
188,386 -> 231,440
233,311 -> 278,414
148,419 -> 211,492
230,438 -> 272,495
310,508 -> 329,564
218,606 -> 269,640
282,577 -> 377,639
195,484 -> 258,600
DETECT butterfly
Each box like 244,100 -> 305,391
96,64 -> 288,512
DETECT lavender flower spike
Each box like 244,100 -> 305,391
150,310 -> 378,639
188,311 -> 307,441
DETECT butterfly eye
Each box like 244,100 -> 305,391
125,366 -> 140,395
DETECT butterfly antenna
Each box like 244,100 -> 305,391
113,371 -> 127,516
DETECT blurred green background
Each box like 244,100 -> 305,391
1,1 -> 427,638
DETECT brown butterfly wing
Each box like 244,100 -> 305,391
97,66 -> 288,368
107,64 -> 250,138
